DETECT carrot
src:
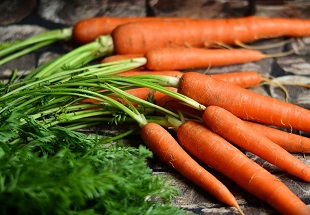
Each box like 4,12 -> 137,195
112,16 -> 310,54
155,94 -> 203,117
79,87 -> 174,106
140,122 -> 243,214
209,71 -> 263,88
202,105 -> 310,182
79,88 -> 152,105
116,70 -> 184,78
178,72 -> 310,133
101,54 -> 144,63
73,16 -> 193,44
244,120 -> 310,153
118,70 -> 262,88
144,47 -> 267,70
176,120 -> 310,215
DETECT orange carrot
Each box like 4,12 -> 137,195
101,54 -> 144,63
155,94 -> 203,117
210,71 -> 263,88
176,120 -> 310,215
79,87 -> 174,106
202,105 -> 310,182
79,88 -> 151,105
178,72 -> 310,133
140,122 -> 243,214
112,16 -> 310,54
73,16 -> 193,44
116,70 -> 184,78
118,71 -> 263,88
145,47 -> 267,70
244,121 -> 310,153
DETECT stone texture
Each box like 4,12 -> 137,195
0,0 -> 37,25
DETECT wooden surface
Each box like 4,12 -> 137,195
1,0 -> 310,214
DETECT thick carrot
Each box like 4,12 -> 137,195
244,120 -> 310,153
156,71 -> 263,115
145,47 -> 267,70
178,72 -> 310,133
73,16 -> 193,44
140,122 -> 243,214
202,105 -> 310,182
112,16 -> 310,54
176,120 -> 310,215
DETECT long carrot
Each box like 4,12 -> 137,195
140,122 -> 243,214
244,121 -> 310,153
178,72 -> 310,133
176,120 -> 310,215
118,71 -> 263,88
112,16 -> 310,54
144,47 -> 267,70
202,105 -> 310,182
73,16 -> 193,44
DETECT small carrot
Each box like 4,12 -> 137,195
176,120 -> 310,215
202,105 -> 310,182
155,94 -> 203,117
244,120 -> 310,153
79,87 -> 175,106
101,54 -> 144,63
140,122 -> 243,214
178,72 -> 310,133
144,47 -> 267,70
112,16 -> 310,54
73,16 -> 193,44
79,88 -> 152,105
209,71 -> 263,88
116,70 -> 184,78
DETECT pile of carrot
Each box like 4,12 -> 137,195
71,15 -> 310,214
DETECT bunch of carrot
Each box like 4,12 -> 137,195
70,15 -> 310,214
3,14 -> 310,215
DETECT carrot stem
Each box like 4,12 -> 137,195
0,28 -> 72,59
25,35 -> 114,79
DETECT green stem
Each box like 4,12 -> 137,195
0,28 -> 72,58
1,58 -> 146,100
0,40 -> 55,66
104,83 -> 180,118
31,35 -> 114,79
99,128 -> 139,144
97,75 -> 205,110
